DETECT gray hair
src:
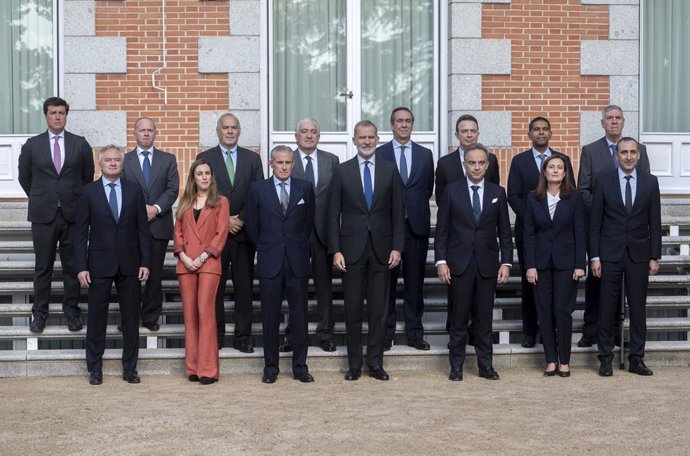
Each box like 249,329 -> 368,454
270,145 -> 293,160
97,144 -> 124,162
353,120 -> 378,137
216,112 -> 240,131
602,104 -> 624,119
463,143 -> 490,161
295,118 -> 321,135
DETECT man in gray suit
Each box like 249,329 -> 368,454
280,119 -> 340,353
122,117 -> 179,330
577,105 -> 651,347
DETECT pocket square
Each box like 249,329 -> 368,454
297,199 -> 305,205
492,198 -> 498,203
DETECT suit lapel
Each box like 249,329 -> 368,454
125,150 -> 146,188
213,147 -> 233,191
195,205 -> 212,235
406,143 -> 419,184
315,150 -> 329,194
458,182 -> 477,227
147,148 -> 164,189
540,196 -> 553,224
598,139 -> 616,173
43,132 -> 58,177
453,149 -> 466,178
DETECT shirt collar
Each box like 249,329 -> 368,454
49,130 -> 63,140
618,167 -> 637,180
357,154 -> 375,166
532,148 -> 552,158
102,177 -> 122,187
220,145 -> 237,155
136,147 -> 152,155
273,175 -> 291,186
299,149 -> 317,160
392,139 -> 410,149
467,179 -> 485,189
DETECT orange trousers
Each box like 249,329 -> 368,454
179,272 -> 220,379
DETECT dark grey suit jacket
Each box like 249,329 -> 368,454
291,148 -> 339,246
122,147 -> 179,240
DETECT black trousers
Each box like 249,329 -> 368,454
598,249 -> 649,362
260,256 -> 309,376
342,236 -> 390,371
448,258 -> 496,371
533,268 -> 577,365
215,236 -> 255,346
141,238 -> 169,324
385,220 -> 428,341
31,209 -> 80,318
516,242 -> 539,338
86,271 -> 140,373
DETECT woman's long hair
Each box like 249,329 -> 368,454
533,153 -> 573,200
175,159 -> 221,220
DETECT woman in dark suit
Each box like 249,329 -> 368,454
524,154 -> 585,377
174,159 -> 229,384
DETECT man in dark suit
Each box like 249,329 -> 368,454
197,113 -> 264,352
328,120 -> 405,381
435,143 -> 513,381
73,145 -> 151,385
243,146 -> 316,384
18,97 -> 95,333
280,119 -> 339,353
577,105 -> 651,347
377,107 -> 434,351
590,137 -> 660,377
507,117 -> 575,348
435,114 -> 500,203
122,117 -> 179,331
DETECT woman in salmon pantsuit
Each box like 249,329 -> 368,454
174,159 -> 229,384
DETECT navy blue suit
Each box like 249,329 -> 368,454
377,140 -> 434,342
73,177 -> 152,374
590,169 -> 661,362
435,180 -> 513,370
523,191 -> 586,364
507,150 -> 575,339
242,177 -> 315,376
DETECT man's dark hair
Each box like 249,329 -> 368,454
528,116 -> 551,132
390,107 -> 414,125
455,114 -> 479,133
43,97 -> 69,115
616,136 -> 639,150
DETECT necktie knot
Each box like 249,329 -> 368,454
471,185 -> 479,193
624,175 -> 632,182
537,153 -> 546,169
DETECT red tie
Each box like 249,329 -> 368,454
53,136 -> 62,173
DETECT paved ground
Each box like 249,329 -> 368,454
1,366 -> 689,455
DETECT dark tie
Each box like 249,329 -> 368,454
304,155 -> 315,187
537,153 -> 546,170
610,144 -> 618,166
142,150 -> 151,186
399,145 -> 408,185
108,183 -> 119,223
53,136 -> 62,173
624,175 -> 633,213
363,161 -> 373,210
279,182 -> 288,214
471,185 -> 481,222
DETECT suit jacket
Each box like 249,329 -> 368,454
434,180 -> 513,278
18,130 -> 95,223
291,148 -> 339,245
523,191 -> 586,271
196,146 -> 264,241
73,177 -> 152,277
507,150 -> 575,245
173,196 -> 229,275
589,169 -> 661,264
377,140 -> 434,236
435,147 -> 500,203
328,156 -> 405,265
242,177 -> 315,279
122,147 -> 180,240
578,137 -> 650,211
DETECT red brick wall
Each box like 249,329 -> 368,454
482,0 -> 610,183
94,0 -> 230,184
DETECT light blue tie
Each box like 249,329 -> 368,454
610,144 -> 618,166
537,153 -> 546,170
108,183 -> 119,223
363,161 -> 373,210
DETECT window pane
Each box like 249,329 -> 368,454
361,0 -> 434,131
273,0 -> 346,132
642,0 -> 690,133
0,0 -> 54,135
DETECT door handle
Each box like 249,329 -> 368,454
338,89 -> 353,99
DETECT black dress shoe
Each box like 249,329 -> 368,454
67,316 -> 83,332
319,340 -> 336,352
544,367 -> 557,377
117,324 -> 122,332
577,334 -> 595,348
449,369 -> 463,381
478,367 -> 500,380
200,377 -> 217,385
262,372 -> 278,384
521,335 -> 536,348
122,371 -> 141,384
599,359 -> 613,377
407,339 -> 431,351
233,341 -> 254,353
628,361 -> 653,376
557,368 -> 571,378
30,315 -> 46,333
368,367 -> 390,381
294,372 -> 314,383
279,342 -> 292,352
344,368 -> 361,381
188,375 -> 200,382
383,340 -> 393,352
143,321 -> 160,331
89,371 -> 103,385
